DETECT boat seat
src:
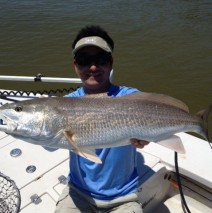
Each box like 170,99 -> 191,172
152,194 -> 211,213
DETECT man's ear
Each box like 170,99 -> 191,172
109,69 -> 114,83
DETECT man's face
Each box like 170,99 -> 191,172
73,46 -> 113,93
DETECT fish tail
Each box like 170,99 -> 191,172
197,105 -> 212,141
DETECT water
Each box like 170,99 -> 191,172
0,0 -> 211,138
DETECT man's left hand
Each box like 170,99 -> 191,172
130,138 -> 149,149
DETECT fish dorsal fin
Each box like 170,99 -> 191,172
121,92 -> 189,112
73,147 -> 102,164
81,93 -> 109,99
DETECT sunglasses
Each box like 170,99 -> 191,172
74,52 -> 112,66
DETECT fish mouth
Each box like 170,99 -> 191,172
0,115 -> 18,133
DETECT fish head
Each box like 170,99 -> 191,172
0,100 -> 47,138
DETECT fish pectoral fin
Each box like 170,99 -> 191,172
63,130 -> 102,164
63,130 -> 76,146
73,148 -> 102,164
157,135 -> 186,154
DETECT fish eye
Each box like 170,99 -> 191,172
15,106 -> 22,112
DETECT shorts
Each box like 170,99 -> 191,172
55,184 -> 143,213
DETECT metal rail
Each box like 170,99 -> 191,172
0,69 -> 114,83
0,74 -> 82,83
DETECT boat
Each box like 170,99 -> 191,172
0,75 -> 211,213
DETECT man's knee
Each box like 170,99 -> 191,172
110,201 -> 143,213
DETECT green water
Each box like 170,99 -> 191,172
0,0 -> 211,139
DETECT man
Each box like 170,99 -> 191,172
55,25 -> 149,213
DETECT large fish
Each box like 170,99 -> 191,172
0,93 -> 211,163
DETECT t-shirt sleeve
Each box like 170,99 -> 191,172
116,86 -> 140,96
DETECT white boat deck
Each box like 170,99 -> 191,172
0,130 -> 211,212
142,132 -> 212,188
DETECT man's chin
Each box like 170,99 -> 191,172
85,78 -> 101,85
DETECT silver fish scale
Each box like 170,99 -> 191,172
66,98 -> 202,147
32,97 -> 203,141
69,100 -> 152,145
